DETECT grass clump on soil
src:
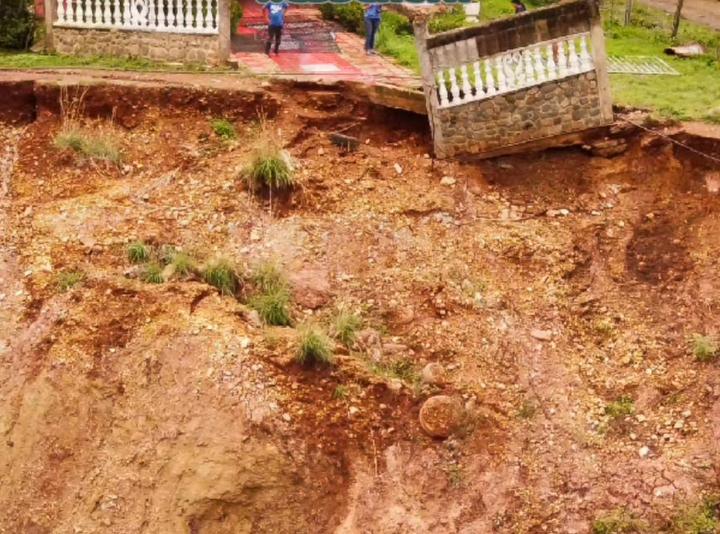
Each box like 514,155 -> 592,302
518,400 -> 537,419
211,118 -> 236,140
249,288 -> 292,326
202,258 -> 238,296
333,385 -> 349,400
672,496 -> 720,534
0,50 -> 226,71
331,306 -> 362,348
604,396 -> 635,420
127,241 -> 151,264
54,127 -> 122,164
142,262 -> 165,284
56,270 -> 85,292
245,145 -> 296,194
250,261 -> 287,293
296,325 -> 334,367
592,508 -> 647,533
692,334 -> 719,362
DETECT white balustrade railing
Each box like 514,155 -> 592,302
55,0 -> 218,34
433,32 -> 594,109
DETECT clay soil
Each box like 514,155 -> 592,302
1,78 -> 720,534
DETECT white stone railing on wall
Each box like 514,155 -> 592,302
432,32 -> 595,109
55,0 -> 219,34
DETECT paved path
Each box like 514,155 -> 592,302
231,0 -> 420,88
638,0 -> 720,30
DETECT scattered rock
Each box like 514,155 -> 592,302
394,163 -> 403,175
419,395 -> 464,439
288,268 -> 331,310
440,176 -> 456,186
355,328 -> 382,350
638,446 -> 650,458
421,362 -> 446,385
530,329 -> 553,341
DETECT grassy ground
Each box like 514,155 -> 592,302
0,49 -> 228,71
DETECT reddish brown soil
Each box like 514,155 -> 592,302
1,78 -> 720,534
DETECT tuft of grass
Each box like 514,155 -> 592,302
296,325 -> 334,367
211,118 -> 236,140
54,127 -> 122,164
370,358 -> 419,384
246,149 -> 296,193
332,307 -> 362,348
518,400 -> 537,419
592,508 -> 647,534
251,261 -> 288,293
56,270 -> 85,292
333,385 -> 349,400
202,258 -> 238,296
249,288 -> 292,326
127,241 -> 151,264
142,262 -> 165,284
672,496 -> 720,534
604,396 -> 635,420
692,334 -> 719,362
171,252 -> 196,277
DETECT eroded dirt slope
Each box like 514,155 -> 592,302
1,80 -> 719,533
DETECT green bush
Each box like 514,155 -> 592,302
203,258 -> 238,296
230,0 -> 243,35
0,0 -> 35,50
127,241 -> 151,264
211,118 -> 236,140
319,2 -> 364,34
429,5 -> 467,34
296,325 -> 334,367
249,288 -> 292,326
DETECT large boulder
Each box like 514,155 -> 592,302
418,395 -> 464,439
287,268 -> 331,310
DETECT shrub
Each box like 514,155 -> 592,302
56,270 -> 85,292
211,118 -> 236,140
127,241 -> 151,264
332,307 -> 362,347
246,147 -> 295,193
0,0 -> 35,50
692,334 -> 719,362
249,288 -> 292,326
296,325 -> 334,367
203,258 -> 238,296
54,127 -> 122,164
672,496 -> 720,534
230,0 -> 243,34
429,5 -> 467,34
319,2 -> 364,34
604,396 -> 635,419
142,262 -> 165,284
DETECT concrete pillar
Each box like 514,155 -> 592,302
587,0 -> 614,123
413,18 -> 447,158
218,0 -> 231,63
43,0 -> 56,52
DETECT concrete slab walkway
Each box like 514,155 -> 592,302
230,0 -> 420,88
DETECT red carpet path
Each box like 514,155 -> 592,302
230,0 -> 420,87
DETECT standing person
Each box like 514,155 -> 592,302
364,3 -> 382,55
511,0 -> 527,13
264,0 -> 289,55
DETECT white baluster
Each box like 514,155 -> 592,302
533,46 -> 546,82
157,0 -> 166,29
436,71 -> 449,108
111,0 -> 119,25
567,37 -> 580,74
76,0 -> 85,23
557,40 -> 568,77
103,0 -> 111,25
512,52 -> 525,88
148,0 -> 156,27
472,61 -> 483,99
523,50 -> 535,85
460,64 -> 472,103
212,0 -> 218,30
579,34 -> 593,71
484,59 -> 496,96
448,67 -> 460,103
545,43 -> 557,79
494,56 -> 506,93
203,0 -> 212,30
121,0 -> 129,26
175,0 -> 184,29
167,0 -> 176,28
57,0 -> 66,23
92,0 -> 100,24
502,55 -> 516,91
195,0 -> 202,29
67,0 -> 75,23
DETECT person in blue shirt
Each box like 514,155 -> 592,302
364,3 -> 382,55
264,0 -> 289,55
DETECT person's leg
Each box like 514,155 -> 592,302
370,19 -> 379,52
265,25 -> 273,55
274,25 -> 282,54
364,18 -> 373,52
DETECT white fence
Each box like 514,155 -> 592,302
432,32 -> 595,109
55,0 -> 219,34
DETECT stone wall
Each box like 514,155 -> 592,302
436,71 -> 605,158
52,27 -> 222,65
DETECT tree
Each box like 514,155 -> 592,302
0,0 -> 35,49
624,0 -> 633,26
671,0 -> 685,38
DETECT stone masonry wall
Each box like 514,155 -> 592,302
436,71 -> 604,158
53,27 -> 221,64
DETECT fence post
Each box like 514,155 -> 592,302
413,17 -> 447,158
587,0 -> 613,122
44,0 -> 56,52
218,0 -> 231,63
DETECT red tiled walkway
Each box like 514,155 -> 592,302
231,0 -> 420,87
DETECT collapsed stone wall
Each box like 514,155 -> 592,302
52,27 -> 222,64
436,71 -> 604,157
